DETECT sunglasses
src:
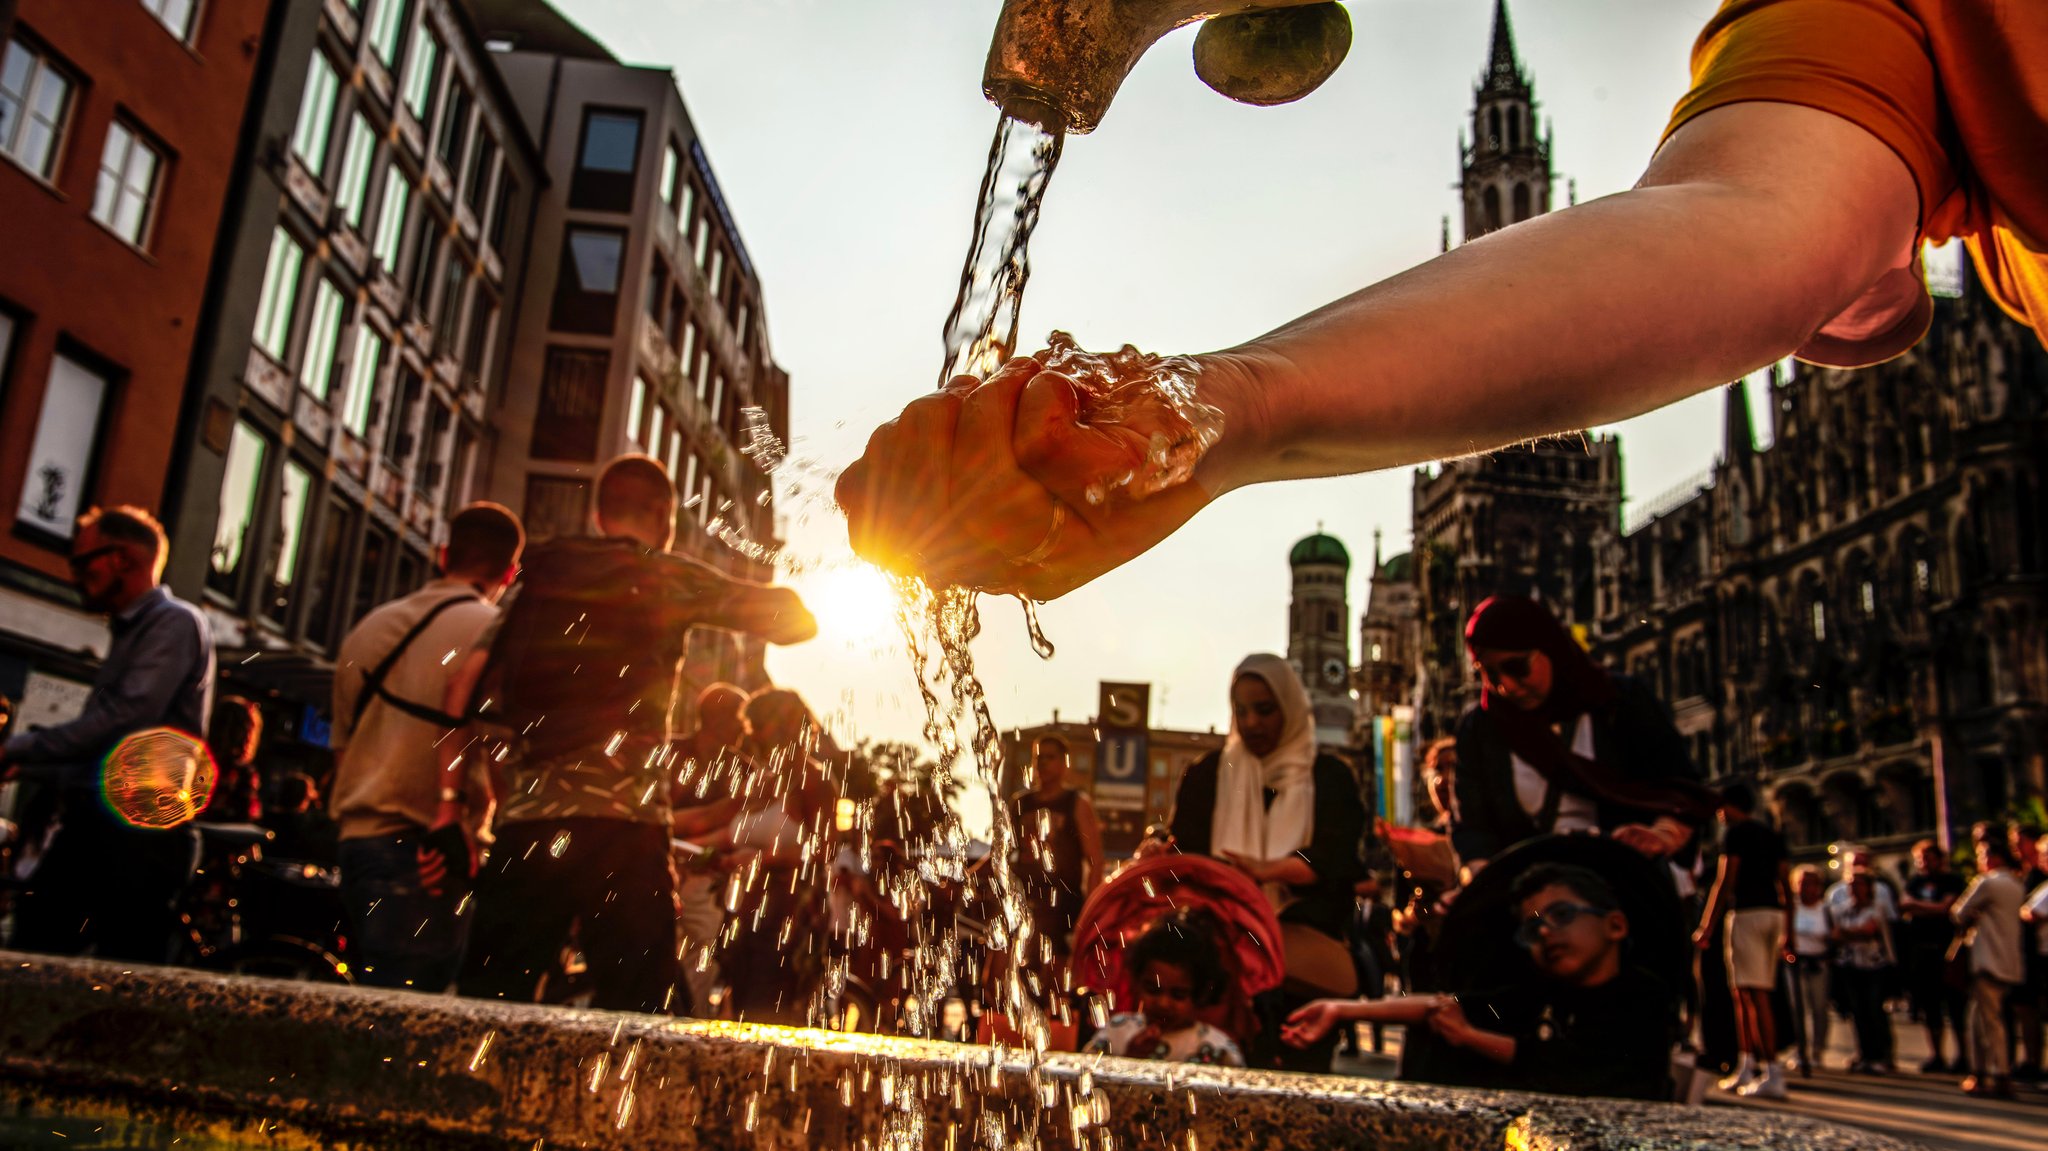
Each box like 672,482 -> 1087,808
1512,901 -> 1610,948
67,545 -> 123,572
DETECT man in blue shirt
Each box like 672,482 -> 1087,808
0,506 -> 214,961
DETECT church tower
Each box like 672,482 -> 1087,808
1288,530 -> 1355,748
1460,0 -> 1552,242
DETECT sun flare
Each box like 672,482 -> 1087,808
797,563 -> 904,645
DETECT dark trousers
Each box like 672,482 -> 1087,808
13,800 -> 197,963
1906,948 -> 1969,1055
339,832 -> 469,992
458,818 -> 683,1015
1839,965 -> 1895,1066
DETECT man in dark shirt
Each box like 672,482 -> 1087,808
1285,862 -> 1679,1101
0,507 -> 214,961
453,456 -> 815,1015
1899,838 -> 1969,1072
1693,783 -> 1790,1098
1009,734 -> 1103,980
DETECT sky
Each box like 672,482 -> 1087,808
550,0 -> 1763,759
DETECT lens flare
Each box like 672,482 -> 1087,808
100,727 -> 216,829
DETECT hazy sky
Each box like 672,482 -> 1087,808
553,0 -> 1756,753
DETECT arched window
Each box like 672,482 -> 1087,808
1324,608 -> 1339,633
1508,107 -> 1523,150
1511,182 -> 1531,223
1487,107 -> 1502,148
1482,185 -> 1502,233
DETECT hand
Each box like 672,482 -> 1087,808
1281,999 -> 1346,1049
426,805 -> 478,880
1218,850 -> 1269,883
1691,926 -> 1714,952
835,355 -> 1221,600
1610,823 -> 1671,858
1426,998 -> 1475,1046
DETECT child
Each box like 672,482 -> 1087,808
1084,909 -> 1245,1067
1284,863 -> 1679,1100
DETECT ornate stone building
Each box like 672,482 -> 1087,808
1598,263 -> 2047,853
1371,0 -> 2048,850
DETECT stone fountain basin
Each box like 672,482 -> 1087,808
0,952 -> 1918,1150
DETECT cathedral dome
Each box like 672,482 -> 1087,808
1289,532 -> 1350,569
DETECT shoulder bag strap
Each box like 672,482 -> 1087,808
351,595 -> 479,731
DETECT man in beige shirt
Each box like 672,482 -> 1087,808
331,503 -> 523,992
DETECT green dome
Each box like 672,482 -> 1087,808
1289,532 -> 1350,568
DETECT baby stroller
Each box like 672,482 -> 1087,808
1069,854 -> 1285,1053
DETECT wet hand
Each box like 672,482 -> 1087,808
1281,999 -> 1343,1048
835,355 -> 1217,600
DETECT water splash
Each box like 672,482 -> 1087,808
1036,332 -> 1224,506
938,115 -> 1064,388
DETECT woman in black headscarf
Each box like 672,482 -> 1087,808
1451,596 -> 1717,879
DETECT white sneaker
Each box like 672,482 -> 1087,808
1738,1065 -> 1789,1100
1717,1062 -> 1758,1093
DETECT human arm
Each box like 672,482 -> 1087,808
1951,878 -> 1986,928
837,102 -> 1917,598
668,554 -> 817,645
4,609 -> 204,772
1425,998 -> 1516,1066
1281,995 -> 1448,1047
2022,884 -> 2048,925
1693,853 -> 1735,952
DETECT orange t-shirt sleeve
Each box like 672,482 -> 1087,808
1662,0 -> 1963,366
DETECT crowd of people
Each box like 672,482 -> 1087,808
2,468 -> 2047,1113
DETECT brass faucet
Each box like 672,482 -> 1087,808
984,1 -> 1354,134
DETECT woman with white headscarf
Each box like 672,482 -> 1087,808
1166,654 -> 1366,1071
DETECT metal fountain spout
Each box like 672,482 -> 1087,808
984,0 -> 1353,134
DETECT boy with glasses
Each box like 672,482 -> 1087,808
1283,862 -> 1679,1100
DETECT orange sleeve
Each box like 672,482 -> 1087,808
1664,0 -> 1959,237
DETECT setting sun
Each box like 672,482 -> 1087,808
794,562 -> 905,646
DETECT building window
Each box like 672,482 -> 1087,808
382,369 -> 422,470
648,404 -> 664,457
488,173 -> 515,251
626,374 -> 647,447
341,324 -> 384,438
665,428 -> 681,481
415,401 -> 451,498
16,353 -> 110,541
292,53 -> 341,175
264,460 -> 313,624
90,120 -> 164,248
351,523 -> 392,628
303,496 -> 356,650
208,422 -> 269,601
707,243 -> 725,292
372,165 -> 411,269
434,82 -> 472,173
708,373 -> 724,423
680,319 -> 698,371
0,36 -> 75,181
523,476 -> 590,543
463,130 -> 497,217
138,0 -> 199,41
678,179 -> 697,236
550,226 -> 625,334
532,347 -> 607,462
400,26 -> 440,120
252,228 -> 305,361
571,108 -> 640,212
460,291 -> 496,387
301,279 -> 347,401
334,114 -> 376,229
660,142 -> 680,206
1810,600 -> 1827,642
443,426 -> 476,516
433,255 -> 465,357
406,225 -> 439,315
366,0 -> 408,68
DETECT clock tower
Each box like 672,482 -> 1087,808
1287,530 -> 1354,748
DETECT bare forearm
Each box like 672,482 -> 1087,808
1195,105 -> 1913,493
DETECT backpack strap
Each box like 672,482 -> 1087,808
351,594 -> 479,732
